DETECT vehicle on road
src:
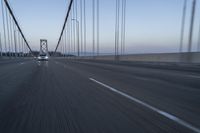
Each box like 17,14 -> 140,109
38,54 -> 49,61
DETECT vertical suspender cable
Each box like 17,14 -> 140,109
73,1 -> 76,54
0,1 -> 2,56
115,0 -> 120,58
92,0 -> 95,57
67,20 -> 69,55
9,14 -> 13,56
96,0 -> 99,56
63,32 -> 66,56
62,35 -> 64,56
21,35 -> 23,56
24,38 -> 26,56
76,19 -> 80,57
80,0 -> 83,55
24,43 -> 26,56
8,0 -> 15,56
58,37 -> 62,56
59,37 -> 61,54
69,21 -> 71,55
24,40 -> 26,56
5,6 -> 11,56
83,0 -> 86,56
22,39 -> 24,57
67,22 -> 69,55
70,12 -> 73,55
115,0 -> 118,57
188,0 -> 196,52
69,20 -> 71,55
65,27 -> 67,56
180,0 -> 187,53
121,0 -> 124,55
13,20 -> 17,56
63,34 -> 64,55
17,31 -> 20,56
63,34 -> 65,56
20,35 -> 23,56
198,21 -> 200,51
23,39 -> 25,57
60,33 -> 62,55
63,28 -> 65,56
64,35 -> 65,56
18,33 -> 21,56
19,32 -> 21,56
1,0 -> 7,54
61,36 -> 62,55
67,20 -> 70,55
123,0 -> 126,55
75,0 -> 78,21
0,33 -> 2,56
75,0 -> 78,55
117,0 -> 120,57
20,35 -> 22,56
66,26 -> 70,55
62,34 -> 63,56
14,29 -> 17,56
26,43 -> 28,55
20,34 -> 22,56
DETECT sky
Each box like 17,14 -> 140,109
0,0 -> 200,54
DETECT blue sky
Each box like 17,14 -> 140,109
0,0 -> 200,53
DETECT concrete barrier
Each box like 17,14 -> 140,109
82,52 -> 200,63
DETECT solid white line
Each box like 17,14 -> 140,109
19,62 -> 24,65
187,75 -> 200,79
133,76 -> 149,81
89,78 -> 200,133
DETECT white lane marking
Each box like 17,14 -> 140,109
133,76 -> 149,81
89,78 -> 200,133
54,61 -> 65,68
187,75 -> 200,79
19,62 -> 24,65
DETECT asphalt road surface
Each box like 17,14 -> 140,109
0,58 -> 200,133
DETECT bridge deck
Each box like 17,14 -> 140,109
0,59 -> 200,133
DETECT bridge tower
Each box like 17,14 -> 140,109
40,39 -> 48,55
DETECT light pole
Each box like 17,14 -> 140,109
72,19 -> 80,57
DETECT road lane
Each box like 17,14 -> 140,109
55,59 -> 200,130
89,78 -> 200,133
0,59 -> 199,133
61,59 -> 200,89
0,59 -> 37,111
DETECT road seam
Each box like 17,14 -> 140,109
89,78 -> 200,133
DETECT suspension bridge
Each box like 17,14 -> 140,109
0,0 -> 200,133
